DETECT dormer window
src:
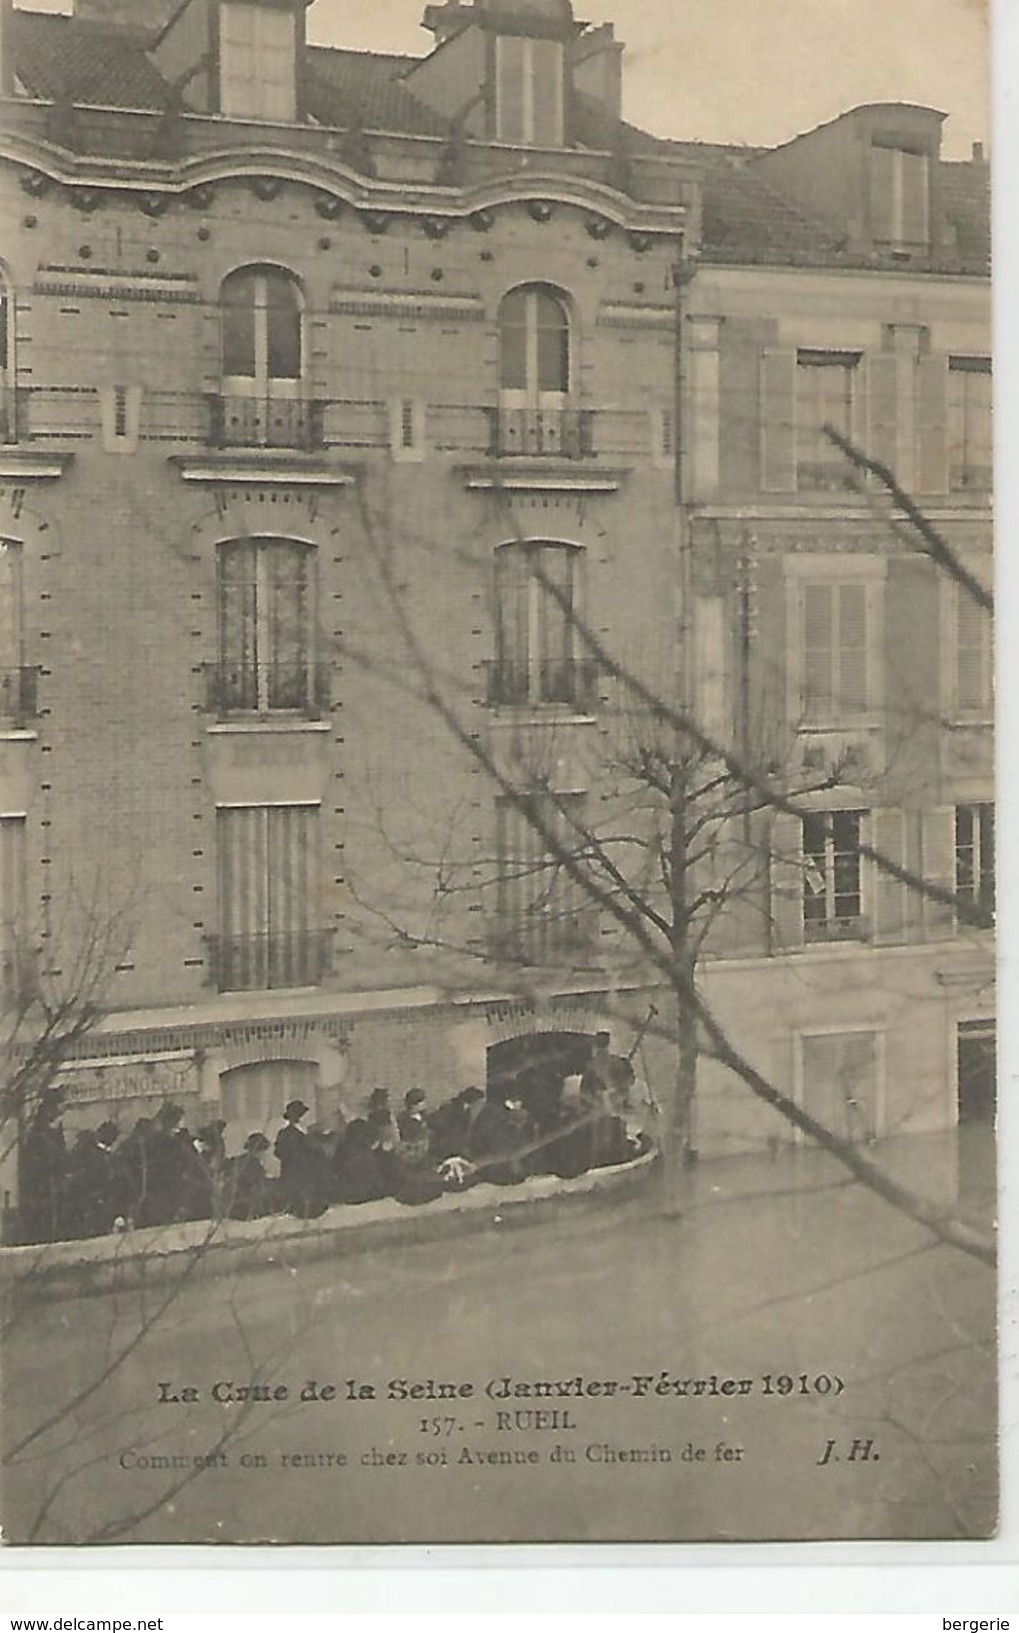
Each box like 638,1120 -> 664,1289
219,1 -> 297,123
495,35 -> 564,146
870,140 -> 930,250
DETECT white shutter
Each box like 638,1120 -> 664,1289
837,582 -> 869,716
760,349 -> 797,493
956,588 -> 991,716
871,808 -> 906,942
802,582 -> 833,722
921,805 -> 956,939
770,811 -> 804,951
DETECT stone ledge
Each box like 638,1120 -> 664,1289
0,1148 -> 660,1304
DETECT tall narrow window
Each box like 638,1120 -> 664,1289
802,810 -> 865,939
870,143 -> 930,249
497,285 -> 582,456
796,351 -> 859,490
955,803 -> 995,921
495,792 -> 593,964
218,266 -> 309,448
493,541 -> 592,708
495,35 -> 564,146
801,580 -> 870,722
216,803 -> 324,991
947,357 -> 992,492
953,583 -> 993,718
215,538 -> 320,715
219,1 -> 297,123
0,814 -> 26,1001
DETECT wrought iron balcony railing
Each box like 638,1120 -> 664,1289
207,393 -> 326,452
201,660 -> 330,719
487,406 -> 594,460
485,658 -> 599,711
0,667 -> 41,727
207,930 -> 333,993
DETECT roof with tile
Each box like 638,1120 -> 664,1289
303,46 -> 452,139
3,8 -> 989,275
9,10 -> 172,111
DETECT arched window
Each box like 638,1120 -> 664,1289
493,540 -> 593,708
217,266 -> 309,447
214,537 -> 321,716
222,265 -> 302,385
497,286 -> 584,456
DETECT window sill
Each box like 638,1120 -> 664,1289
205,719 -> 332,735
0,727 -> 38,742
487,709 -> 597,728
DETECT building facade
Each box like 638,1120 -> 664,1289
0,0 -> 992,1207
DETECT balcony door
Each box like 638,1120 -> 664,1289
220,265 -> 303,446
498,286 -> 571,454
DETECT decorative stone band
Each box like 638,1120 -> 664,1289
34,265 -> 202,304
330,288 -> 486,321
597,301 -> 674,331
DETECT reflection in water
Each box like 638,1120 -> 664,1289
2,1128 -> 996,1545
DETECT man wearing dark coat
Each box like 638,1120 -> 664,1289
274,1098 -> 327,1218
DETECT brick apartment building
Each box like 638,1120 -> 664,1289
0,0 -> 992,1198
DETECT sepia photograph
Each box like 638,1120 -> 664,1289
0,0 -> 997,1549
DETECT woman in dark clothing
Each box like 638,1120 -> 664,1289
274,1099 -> 328,1218
333,1119 -> 388,1205
229,1132 -> 273,1220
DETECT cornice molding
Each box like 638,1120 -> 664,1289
330,288 -> 485,321
2,138 -> 688,240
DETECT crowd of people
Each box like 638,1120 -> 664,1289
15,1035 -> 656,1245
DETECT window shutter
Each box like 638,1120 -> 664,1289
871,808 -> 906,942
837,582 -> 868,715
760,349 -> 796,493
867,353 -> 899,477
920,805 -> 956,938
770,811 -> 804,951
956,588 -> 990,715
916,352 -> 948,494
802,582 -> 833,721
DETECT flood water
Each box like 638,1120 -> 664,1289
1,1130 -> 997,1545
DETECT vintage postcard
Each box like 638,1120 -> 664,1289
0,0 -> 997,1547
